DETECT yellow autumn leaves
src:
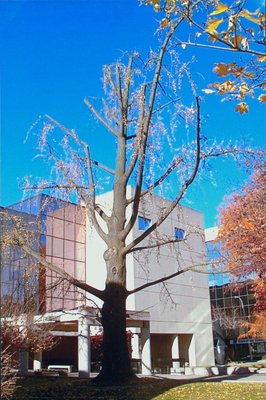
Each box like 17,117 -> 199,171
235,103 -> 249,114
204,2 -> 227,35
205,18 -> 224,34
258,94 -> 266,103
205,2 -> 265,52
210,2 -> 228,16
150,1 -> 265,31
147,1 -> 265,113
202,62 -> 266,113
205,2 -> 265,31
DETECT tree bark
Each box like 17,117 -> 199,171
95,282 -> 136,384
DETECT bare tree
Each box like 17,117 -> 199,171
212,306 -> 245,340
9,5 -> 264,383
1,347 -> 17,400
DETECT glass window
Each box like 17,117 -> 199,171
75,261 -> 85,281
64,298 -> 75,309
75,243 -> 85,262
75,207 -> 85,224
63,260 -> 74,276
175,227 -> 185,240
138,216 -> 151,231
52,297 -> 64,311
45,237 -> 53,256
64,221 -> 75,241
30,196 -> 41,215
53,218 -> 64,238
43,197 -> 63,217
64,204 -> 75,222
46,216 -> 53,235
52,238 -> 64,258
75,224 -> 86,243
45,297 -> 53,312
64,240 -> 75,260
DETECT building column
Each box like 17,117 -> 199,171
18,350 -> 29,375
141,322 -> 152,375
171,335 -> 180,371
33,351 -> 42,371
188,334 -> 196,367
18,314 -> 29,375
131,331 -> 140,359
78,316 -> 91,378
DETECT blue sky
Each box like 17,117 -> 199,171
1,0 -> 265,228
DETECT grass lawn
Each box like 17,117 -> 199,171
9,376 -> 266,400
153,382 -> 266,400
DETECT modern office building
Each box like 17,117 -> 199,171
1,190 -> 215,375
205,227 -> 266,362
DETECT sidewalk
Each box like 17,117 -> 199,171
145,373 -> 266,383
147,372 -> 266,383
23,365 -> 266,383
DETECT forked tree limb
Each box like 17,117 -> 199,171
123,96 -> 201,253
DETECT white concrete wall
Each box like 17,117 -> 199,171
130,194 -> 214,366
85,188 -> 214,367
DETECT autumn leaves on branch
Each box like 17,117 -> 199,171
146,0 -> 266,113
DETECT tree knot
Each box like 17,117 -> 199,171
104,247 -> 118,261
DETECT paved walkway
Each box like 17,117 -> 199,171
151,373 -> 266,383
26,369 -> 266,383
208,373 -> 266,383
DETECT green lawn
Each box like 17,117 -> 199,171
9,377 -> 266,400
153,382 -> 266,400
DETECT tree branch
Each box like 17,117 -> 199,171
124,82 -> 148,182
91,160 -> 115,175
126,157 -> 183,205
116,64 -> 124,111
44,114 -> 110,237
183,9 -> 265,57
127,263 -> 205,296
124,96 -> 201,253
22,184 -> 93,191
84,98 -> 120,137
175,40 -> 266,57
123,21 -> 183,239
127,236 -> 185,253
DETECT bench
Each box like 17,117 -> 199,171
47,365 -> 73,373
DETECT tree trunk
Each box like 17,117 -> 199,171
95,282 -> 136,384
